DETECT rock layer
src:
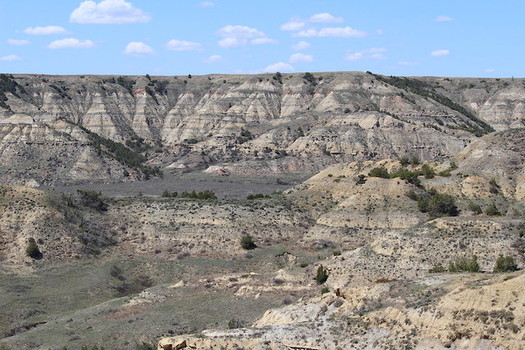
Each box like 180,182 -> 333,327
1,72 -> 524,184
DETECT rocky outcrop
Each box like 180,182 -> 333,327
454,129 -> 525,200
158,272 -> 525,349
1,72 -> 524,184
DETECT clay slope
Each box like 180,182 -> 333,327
159,272 -> 525,349
158,129 -> 525,350
453,128 -> 525,200
0,186 -> 310,269
1,72 -> 524,184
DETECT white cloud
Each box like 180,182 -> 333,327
24,26 -> 67,35
345,48 -> 386,61
484,68 -> 495,73
216,25 -> 265,38
200,1 -> 215,7
218,37 -> 242,48
203,55 -> 222,63
376,29 -> 384,35
431,49 -> 450,56
434,16 -> 453,22
251,37 -> 278,45
166,40 -> 202,51
48,38 -> 95,49
70,0 -> 150,24
296,26 -> 367,38
370,54 -> 386,59
216,25 -> 275,48
0,55 -> 21,61
8,39 -> 30,46
292,41 -> 310,50
263,62 -> 294,73
346,52 -> 364,61
282,12 -> 344,32
123,41 -> 154,55
399,61 -> 419,66
281,20 -> 306,31
309,12 -> 343,23
289,53 -> 313,63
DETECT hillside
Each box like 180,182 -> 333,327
0,72 -> 524,349
157,129 -> 525,350
1,72 -> 524,186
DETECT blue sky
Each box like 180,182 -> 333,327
0,0 -> 523,77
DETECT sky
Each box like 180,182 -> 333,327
0,0 -> 524,77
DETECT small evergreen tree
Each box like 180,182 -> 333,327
240,235 -> 256,250
315,265 -> 329,284
26,238 -> 41,259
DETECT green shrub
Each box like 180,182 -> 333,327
178,190 -> 217,200
356,174 -> 367,185
303,72 -> 317,86
247,193 -> 270,200
163,190 -> 218,199
485,202 -> 502,216
390,167 -> 421,186
77,190 -> 108,211
26,238 -> 41,259
418,192 -> 458,217
467,202 -> 483,215
493,255 -> 517,273
161,190 -> 178,198
410,155 -> 421,166
116,76 -> 134,93
333,250 -> 341,256
489,178 -> 500,194
399,156 -> 410,167
315,265 -> 329,284
368,166 -> 389,178
420,164 -> 435,179
437,170 -> 451,177
240,235 -> 256,250
448,256 -> 480,273
405,190 -> 420,201
227,318 -> 243,329
428,265 -> 446,273
320,287 -> 330,294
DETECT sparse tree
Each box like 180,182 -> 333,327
26,238 -> 41,259
315,265 -> 329,284
240,234 -> 256,250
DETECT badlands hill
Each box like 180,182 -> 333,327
0,129 -> 523,349
157,130 -> 525,350
0,71 -> 524,186
0,71 -> 524,349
